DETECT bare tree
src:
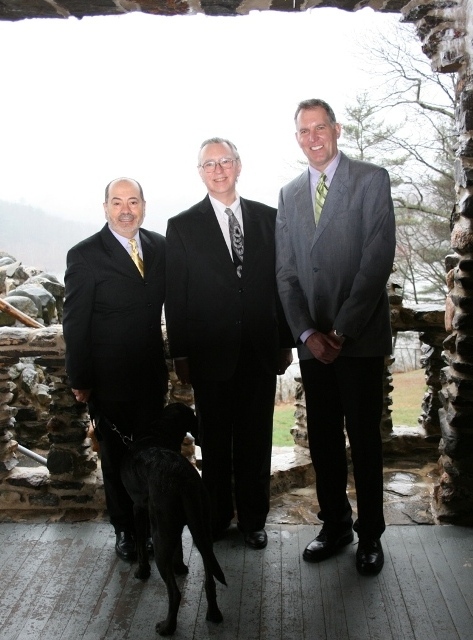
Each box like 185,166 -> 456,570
343,22 -> 456,303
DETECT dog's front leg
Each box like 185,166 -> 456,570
133,504 -> 151,580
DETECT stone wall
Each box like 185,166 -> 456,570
0,0 -> 412,22
401,0 -> 473,525
0,325 -> 104,515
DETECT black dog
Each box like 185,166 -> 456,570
121,402 -> 226,636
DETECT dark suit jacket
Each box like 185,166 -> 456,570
63,224 -> 167,402
276,152 -> 396,360
165,195 -> 293,382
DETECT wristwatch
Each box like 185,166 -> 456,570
333,329 -> 345,339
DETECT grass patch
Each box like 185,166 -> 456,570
273,368 -> 427,444
391,368 -> 427,427
273,404 -> 297,446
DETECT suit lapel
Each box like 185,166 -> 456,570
294,170 -> 317,242
310,153 -> 350,252
240,198 -> 263,278
140,230 -> 155,276
199,196 -> 238,274
100,224 -> 142,279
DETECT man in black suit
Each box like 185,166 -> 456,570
165,137 -> 293,549
63,177 -> 168,561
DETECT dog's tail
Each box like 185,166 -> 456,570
183,485 -> 227,587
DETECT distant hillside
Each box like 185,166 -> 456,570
1,200 -> 97,278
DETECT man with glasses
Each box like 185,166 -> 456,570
165,137 -> 293,549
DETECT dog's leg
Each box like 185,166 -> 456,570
182,476 -> 225,624
133,503 -> 151,580
172,536 -> 188,575
203,566 -> 224,623
154,537 -> 181,636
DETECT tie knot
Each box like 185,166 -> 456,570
129,238 -> 138,249
225,207 -> 233,217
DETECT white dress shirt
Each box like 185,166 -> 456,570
209,194 -> 243,258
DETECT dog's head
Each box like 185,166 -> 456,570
132,402 -> 197,453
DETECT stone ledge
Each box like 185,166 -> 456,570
270,445 -> 315,495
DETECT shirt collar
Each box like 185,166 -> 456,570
308,151 -> 341,186
108,226 -> 142,252
209,193 -> 241,216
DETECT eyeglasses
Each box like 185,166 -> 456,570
199,158 -> 237,173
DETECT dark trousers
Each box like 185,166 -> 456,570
91,396 -> 164,534
300,355 -> 386,540
192,350 -> 276,534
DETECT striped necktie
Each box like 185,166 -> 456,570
314,173 -> 328,224
128,238 -> 144,277
225,207 -> 244,278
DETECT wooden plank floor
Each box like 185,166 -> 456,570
0,522 -> 472,640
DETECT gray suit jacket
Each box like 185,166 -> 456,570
275,152 -> 396,360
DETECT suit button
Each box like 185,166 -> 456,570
239,288 -> 244,293
236,320 -> 241,325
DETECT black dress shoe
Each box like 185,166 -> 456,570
244,529 -> 268,550
356,538 -> 384,575
115,531 -> 137,562
303,527 -> 354,562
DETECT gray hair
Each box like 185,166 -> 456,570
198,137 -> 240,165
294,99 -> 337,125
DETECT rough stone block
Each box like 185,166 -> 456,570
452,311 -> 473,331
0,488 -> 24,504
439,409 -> 473,457
7,466 -> 49,488
29,493 -> 59,507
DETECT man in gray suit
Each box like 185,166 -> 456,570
275,99 -> 396,575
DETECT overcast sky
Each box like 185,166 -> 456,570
0,8 -> 401,235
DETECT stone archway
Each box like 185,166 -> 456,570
1,0 -> 472,524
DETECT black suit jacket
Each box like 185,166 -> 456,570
63,224 -> 167,402
165,195 -> 293,382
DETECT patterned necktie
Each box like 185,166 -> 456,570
128,238 -> 144,277
225,207 -> 244,278
314,173 -> 328,224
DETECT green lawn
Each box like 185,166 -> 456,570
273,404 -> 297,446
390,368 -> 427,426
272,368 -> 427,445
